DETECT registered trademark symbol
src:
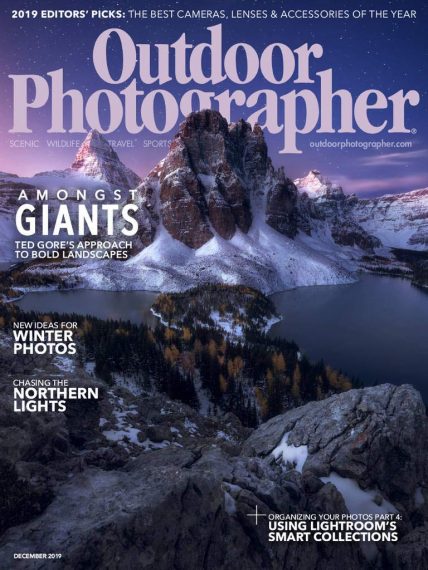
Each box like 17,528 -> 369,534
411,128 -> 417,134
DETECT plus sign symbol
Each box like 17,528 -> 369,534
246,504 -> 267,525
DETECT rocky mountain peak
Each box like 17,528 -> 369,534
71,129 -> 141,190
295,169 -> 344,199
179,108 -> 230,138
293,169 -> 383,251
136,110 -> 298,250
77,128 -> 111,151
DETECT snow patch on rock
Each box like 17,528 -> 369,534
321,472 -> 398,516
272,431 -> 308,473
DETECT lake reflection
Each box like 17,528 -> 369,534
270,275 -> 428,400
16,275 -> 428,401
17,289 -> 159,327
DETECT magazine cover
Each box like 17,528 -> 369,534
1,1 -> 427,568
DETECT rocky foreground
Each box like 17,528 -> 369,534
0,378 -> 426,569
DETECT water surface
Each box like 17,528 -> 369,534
16,275 -> 428,400
17,289 -> 158,327
270,275 -> 428,400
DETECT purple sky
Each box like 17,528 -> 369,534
1,0 -> 427,197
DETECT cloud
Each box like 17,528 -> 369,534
329,173 -> 428,196
360,149 -> 428,167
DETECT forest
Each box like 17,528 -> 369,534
0,284 -> 354,427
152,283 -> 278,336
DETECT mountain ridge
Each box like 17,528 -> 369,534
71,129 -> 141,190
0,112 -> 427,291
294,168 -> 428,250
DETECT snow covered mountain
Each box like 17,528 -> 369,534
71,130 -> 141,190
353,188 -> 428,249
295,169 -> 428,251
128,110 -> 299,251
295,169 -> 344,200
0,174 -> 33,266
2,112 -> 427,292
0,135 -> 141,266
46,111 -> 354,293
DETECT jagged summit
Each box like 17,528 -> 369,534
97,110 -> 352,293
2,110 -> 427,289
137,110 -> 298,249
178,108 -> 230,137
294,168 -> 428,249
295,169 -> 344,199
71,129 -> 141,190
